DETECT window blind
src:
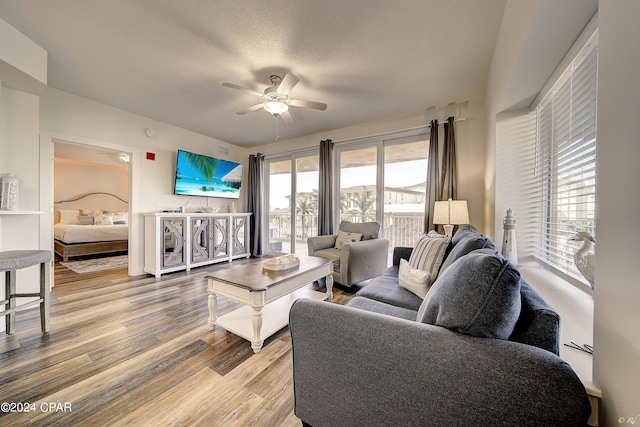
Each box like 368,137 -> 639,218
534,30 -> 598,286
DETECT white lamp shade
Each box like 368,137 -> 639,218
264,101 -> 289,115
449,200 -> 469,224
433,201 -> 450,225
433,199 -> 469,225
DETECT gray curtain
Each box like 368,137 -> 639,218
318,139 -> 334,235
424,120 -> 440,232
441,116 -> 458,200
247,153 -> 265,256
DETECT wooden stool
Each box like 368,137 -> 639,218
0,250 -> 52,334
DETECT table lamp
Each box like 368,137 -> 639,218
433,198 -> 469,236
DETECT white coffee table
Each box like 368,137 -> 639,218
205,255 -> 333,353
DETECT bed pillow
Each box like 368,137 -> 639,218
77,215 -> 94,225
94,213 -> 113,225
59,210 -> 79,224
334,231 -> 363,249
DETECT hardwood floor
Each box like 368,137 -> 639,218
0,258 -> 359,426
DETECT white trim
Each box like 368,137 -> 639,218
39,129 -> 141,276
333,125 -> 430,146
264,148 -> 319,254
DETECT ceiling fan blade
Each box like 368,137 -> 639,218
290,98 -> 328,111
236,104 -> 264,115
280,110 -> 293,124
276,74 -> 299,96
223,82 -> 264,97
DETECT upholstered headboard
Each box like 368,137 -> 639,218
54,192 -> 129,223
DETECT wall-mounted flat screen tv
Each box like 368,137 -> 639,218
174,149 -> 243,199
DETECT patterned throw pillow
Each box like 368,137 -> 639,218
94,213 -> 113,225
334,231 -> 363,249
79,208 -> 101,217
110,211 -> 128,224
408,231 -> 451,280
398,258 -> 432,298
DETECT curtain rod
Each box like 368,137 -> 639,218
259,117 -> 467,159
331,117 -> 466,144
429,117 -> 466,126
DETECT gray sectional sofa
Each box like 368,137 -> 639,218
290,225 -> 591,426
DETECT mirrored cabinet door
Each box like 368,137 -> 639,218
232,216 -> 247,255
191,218 -> 212,263
213,217 -> 229,259
162,217 -> 185,267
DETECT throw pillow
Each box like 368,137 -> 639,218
439,232 -> 497,274
338,220 -> 380,241
59,209 -> 79,224
94,213 -> 113,225
79,208 -> 101,218
77,215 -> 94,225
334,231 -> 363,249
408,231 -> 451,280
110,211 -> 128,223
451,224 -> 478,246
416,249 -> 522,340
398,259 -> 432,298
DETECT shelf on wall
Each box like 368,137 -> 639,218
0,211 -> 44,215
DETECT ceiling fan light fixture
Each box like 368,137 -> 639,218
264,101 -> 289,115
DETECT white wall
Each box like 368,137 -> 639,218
483,1 -> 540,239
251,100 -> 487,232
593,1 -> 640,424
0,86 -> 42,332
54,159 -> 128,203
40,88 -> 247,275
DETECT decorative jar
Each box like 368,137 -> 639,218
1,174 -> 19,210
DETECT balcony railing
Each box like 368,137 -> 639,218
268,212 -> 424,249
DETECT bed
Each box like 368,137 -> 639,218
54,192 -> 129,261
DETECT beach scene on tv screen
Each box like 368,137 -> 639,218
175,150 -> 243,199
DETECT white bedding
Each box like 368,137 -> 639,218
54,223 -> 128,244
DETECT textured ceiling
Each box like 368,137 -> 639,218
0,0 -> 506,147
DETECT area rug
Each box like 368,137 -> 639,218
60,255 -> 128,274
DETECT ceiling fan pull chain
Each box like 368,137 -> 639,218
275,114 -> 280,141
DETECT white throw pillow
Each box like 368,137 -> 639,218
398,258 -> 432,298
59,210 -> 79,224
408,231 -> 451,280
111,211 -> 128,224
334,231 -> 363,249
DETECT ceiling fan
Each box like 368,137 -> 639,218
222,74 -> 327,124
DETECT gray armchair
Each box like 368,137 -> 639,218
307,221 -> 389,287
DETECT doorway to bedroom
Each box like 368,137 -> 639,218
53,141 -> 131,275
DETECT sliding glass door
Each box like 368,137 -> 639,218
337,145 -> 379,224
383,140 -> 428,247
336,133 -> 429,254
265,151 -> 319,255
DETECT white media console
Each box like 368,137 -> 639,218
143,212 -> 251,277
